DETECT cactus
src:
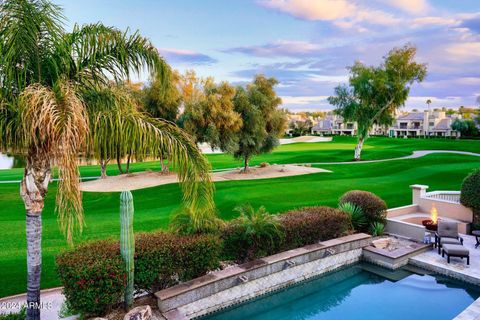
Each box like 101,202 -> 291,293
120,191 -> 135,310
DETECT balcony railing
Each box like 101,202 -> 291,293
424,191 -> 461,204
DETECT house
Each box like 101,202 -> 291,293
311,114 -> 387,136
311,114 -> 356,136
389,110 -> 458,137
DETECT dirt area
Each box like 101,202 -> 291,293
279,136 -> 332,144
80,164 -> 331,192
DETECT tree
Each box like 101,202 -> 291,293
328,44 -> 427,160
289,119 -> 313,136
460,169 -> 480,225
451,119 -> 479,137
426,99 -> 432,110
142,67 -> 181,121
232,75 -> 287,171
180,78 -> 243,153
141,70 -> 182,173
0,1 -> 213,318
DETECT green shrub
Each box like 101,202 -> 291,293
221,204 -> 283,262
279,206 -> 351,250
134,232 -> 221,292
56,240 -> 127,317
339,190 -> 387,226
169,206 -> 223,235
338,202 -> 367,231
370,222 -> 385,236
460,169 -> 480,224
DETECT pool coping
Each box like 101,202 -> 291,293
156,233 -> 372,319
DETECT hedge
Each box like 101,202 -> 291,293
279,206 -> 351,250
134,232 -> 221,292
56,233 -> 221,317
56,206 -> 354,316
56,240 -> 127,317
221,206 -> 351,262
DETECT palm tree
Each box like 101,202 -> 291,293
0,1 -> 214,319
426,99 -> 432,111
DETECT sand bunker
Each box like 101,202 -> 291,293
279,136 -> 332,144
80,164 -> 331,192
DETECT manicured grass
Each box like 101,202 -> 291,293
1,136 -> 480,181
0,136 -> 479,297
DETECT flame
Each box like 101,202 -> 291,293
430,204 -> 438,224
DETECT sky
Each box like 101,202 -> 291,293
56,0 -> 480,112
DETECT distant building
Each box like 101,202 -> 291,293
311,115 -> 356,136
389,110 -> 458,137
310,110 -> 459,138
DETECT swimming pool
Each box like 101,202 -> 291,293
202,263 -> 480,320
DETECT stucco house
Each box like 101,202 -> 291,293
389,110 -> 458,137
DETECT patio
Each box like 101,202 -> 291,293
410,234 -> 480,285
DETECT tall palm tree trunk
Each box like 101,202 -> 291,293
20,151 -> 51,320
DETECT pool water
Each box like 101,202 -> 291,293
203,263 -> 480,320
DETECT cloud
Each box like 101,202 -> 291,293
281,95 -> 329,105
412,16 -> 459,28
444,42 -> 480,62
258,0 -> 401,28
460,14 -> 480,33
259,0 -> 355,21
378,0 -> 429,15
280,95 -> 332,111
158,48 -> 217,65
225,40 -> 323,57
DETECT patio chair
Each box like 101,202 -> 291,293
435,221 -> 463,254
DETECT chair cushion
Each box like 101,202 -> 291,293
442,244 -> 469,256
438,221 -> 459,238
440,238 -> 461,245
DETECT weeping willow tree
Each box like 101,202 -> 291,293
0,1 -> 214,319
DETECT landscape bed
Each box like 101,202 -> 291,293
201,263 -> 480,320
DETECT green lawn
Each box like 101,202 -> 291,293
0,136 -> 479,297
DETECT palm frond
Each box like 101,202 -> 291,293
20,81 -> 89,243
83,83 -> 215,219
65,23 -> 168,88
0,0 -> 65,98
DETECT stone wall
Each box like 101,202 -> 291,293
156,233 -> 371,319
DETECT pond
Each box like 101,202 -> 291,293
0,153 -> 24,170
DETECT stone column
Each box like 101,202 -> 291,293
410,184 -> 429,204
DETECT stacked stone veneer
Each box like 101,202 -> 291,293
156,233 -> 371,319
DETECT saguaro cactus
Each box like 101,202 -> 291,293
120,191 -> 135,309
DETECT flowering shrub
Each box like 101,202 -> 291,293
56,233 -> 221,317
56,240 -> 126,317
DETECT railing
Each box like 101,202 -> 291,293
424,191 -> 461,204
